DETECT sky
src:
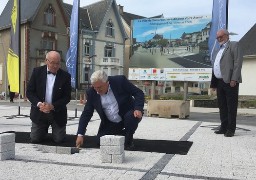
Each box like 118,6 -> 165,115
0,0 -> 255,41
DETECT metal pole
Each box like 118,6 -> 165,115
151,81 -> 155,100
0,34 -> 7,100
75,88 -> 78,118
183,81 -> 188,101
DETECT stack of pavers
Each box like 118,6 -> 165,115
100,135 -> 125,163
0,133 -> 15,161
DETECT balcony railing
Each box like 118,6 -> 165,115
101,57 -> 120,66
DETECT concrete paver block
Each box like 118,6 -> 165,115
56,146 -> 72,154
110,136 -> 125,146
0,150 -> 15,161
56,146 -> 79,154
100,145 -> 124,155
100,135 -> 114,146
0,142 -> 15,153
0,133 -> 15,144
40,145 -> 57,153
100,135 -> 125,163
101,152 -> 112,163
112,152 -> 125,164
100,135 -> 125,146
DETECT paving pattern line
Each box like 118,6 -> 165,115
13,158 -> 148,173
161,172 -> 236,180
141,121 -> 202,180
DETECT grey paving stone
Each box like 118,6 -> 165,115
56,146 -> 72,154
112,152 -> 125,164
100,145 -> 124,155
41,145 -> 57,153
0,142 -> 15,153
110,135 -> 125,146
0,133 -> 15,144
100,135 -> 125,146
56,146 -> 79,154
0,150 -> 15,161
101,152 -> 112,163
100,135 -> 114,146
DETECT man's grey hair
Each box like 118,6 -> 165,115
45,51 -> 61,60
218,29 -> 229,35
90,70 -> 108,84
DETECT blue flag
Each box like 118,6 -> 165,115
208,0 -> 228,65
66,0 -> 79,89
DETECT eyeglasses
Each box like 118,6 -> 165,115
216,35 -> 226,40
92,81 -> 108,91
93,85 -> 104,91
46,59 -> 61,66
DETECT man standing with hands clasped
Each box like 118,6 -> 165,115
76,70 -> 144,150
26,51 -> 71,143
210,29 -> 243,137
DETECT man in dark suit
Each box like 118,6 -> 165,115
76,70 -> 144,149
26,51 -> 71,143
210,29 -> 243,137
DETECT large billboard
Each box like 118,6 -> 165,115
130,15 -> 212,81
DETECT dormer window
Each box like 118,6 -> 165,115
106,19 -> 114,37
44,4 -> 56,26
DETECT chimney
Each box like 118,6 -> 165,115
118,4 -> 124,15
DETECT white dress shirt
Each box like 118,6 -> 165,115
214,43 -> 226,79
100,85 -> 122,123
45,68 -> 56,104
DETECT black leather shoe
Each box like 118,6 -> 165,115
224,131 -> 235,137
214,129 -> 226,134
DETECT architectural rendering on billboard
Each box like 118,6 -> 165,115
129,15 -> 212,81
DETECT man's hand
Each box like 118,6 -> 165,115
76,136 -> 84,148
134,110 -> 142,119
39,102 -> 54,113
230,80 -> 236,87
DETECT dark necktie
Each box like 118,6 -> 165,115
47,71 -> 56,76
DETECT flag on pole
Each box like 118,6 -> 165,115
7,0 -> 20,93
66,0 -> 79,89
208,0 -> 228,64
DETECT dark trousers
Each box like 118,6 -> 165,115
217,79 -> 239,133
30,112 -> 66,143
97,110 -> 141,145
9,92 -> 15,102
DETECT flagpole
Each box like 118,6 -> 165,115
4,0 -> 29,119
226,0 -> 229,29
74,0 -> 80,119
0,34 -> 8,100
18,0 -> 21,115
66,0 -> 80,120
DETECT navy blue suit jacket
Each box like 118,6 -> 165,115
77,75 -> 144,135
26,65 -> 71,126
